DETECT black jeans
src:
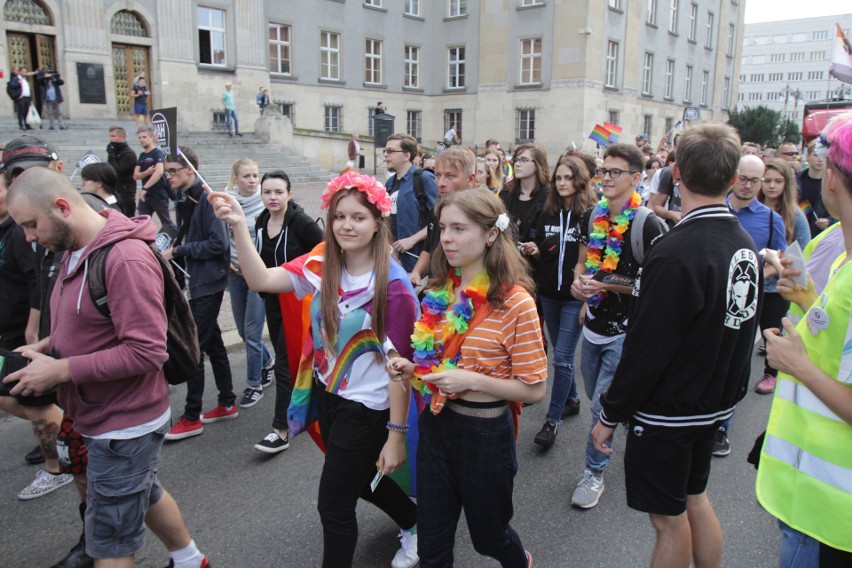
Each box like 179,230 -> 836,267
418,407 -> 527,568
184,291 -> 234,420
115,190 -> 136,217
316,383 -> 416,568
138,192 -> 177,234
264,296 -> 292,431
16,97 -> 31,128
760,292 -> 790,377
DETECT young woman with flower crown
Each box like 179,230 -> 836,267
210,172 -> 420,568
388,188 -> 547,568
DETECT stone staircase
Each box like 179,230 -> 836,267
0,117 -> 337,189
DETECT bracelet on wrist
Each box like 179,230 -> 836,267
386,421 -> 409,433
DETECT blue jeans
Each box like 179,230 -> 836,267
580,334 -> 625,474
229,273 -> 272,388
540,296 -> 582,423
225,108 -> 239,134
779,520 -> 819,568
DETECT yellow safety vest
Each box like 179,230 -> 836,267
756,254 -> 852,553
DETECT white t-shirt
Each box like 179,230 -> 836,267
19,76 -> 31,98
290,267 -> 397,410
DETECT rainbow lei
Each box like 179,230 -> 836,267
409,268 -> 490,396
584,191 -> 641,307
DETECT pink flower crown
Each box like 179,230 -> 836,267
320,171 -> 393,217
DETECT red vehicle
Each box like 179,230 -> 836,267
802,99 -> 852,144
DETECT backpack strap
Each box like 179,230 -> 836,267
412,169 -> 428,229
87,244 -> 116,318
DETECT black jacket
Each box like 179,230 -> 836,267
0,218 -> 39,341
533,207 -> 587,300
501,186 -> 549,243
600,205 -> 763,428
174,178 -> 230,298
255,201 -> 324,268
107,141 -> 138,196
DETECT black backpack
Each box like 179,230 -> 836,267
86,242 -> 200,385
6,78 -> 21,100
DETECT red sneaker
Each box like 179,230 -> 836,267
165,417 -> 203,441
201,405 -> 239,424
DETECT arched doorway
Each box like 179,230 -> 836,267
110,10 -> 151,116
4,0 -> 57,115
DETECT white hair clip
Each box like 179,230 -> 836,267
494,212 -> 510,232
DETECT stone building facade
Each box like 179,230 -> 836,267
2,0 -> 743,166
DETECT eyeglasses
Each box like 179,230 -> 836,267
382,149 -> 404,155
780,151 -> 799,157
736,175 -> 762,186
595,168 -> 635,179
514,157 -> 533,164
165,166 -> 188,176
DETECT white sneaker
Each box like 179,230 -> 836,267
571,469 -> 605,509
391,530 -> 419,568
18,469 -> 74,501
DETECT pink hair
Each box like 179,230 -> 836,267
823,111 -> 852,176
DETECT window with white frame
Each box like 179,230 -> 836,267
770,53 -> 784,63
368,106 -> 376,136
688,3 -> 697,41
668,0 -> 678,34
365,39 -> 383,85
198,6 -> 226,65
810,51 -> 825,60
788,71 -> 802,81
516,108 -> 535,143
608,0 -> 622,10
449,0 -> 466,17
642,52 -> 654,95
448,46 -> 465,88
791,33 -> 807,42
812,30 -> 828,41
444,109 -> 462,140
647,0 -> 657,25
705,12 -> 714,48
605,40 -> 619,88
268,23 -> 291,75
768,72 -> 783,81
404,45 -> 420,88
790,52 -> 805,62
665,117 -> 674,133
520,38 -> 542,85
683,65 -> 693,102
406,110 -> 422,142
608,110 -> 619,126
723,76 -> 730,108
324,105 -> 342,133
700,70 -> 709,105
766,92 -> 780,101
808,71 -> 824,81
364,0 -> 382,7
522,0 -> 544,5
276,101 -> 294,122
727,23 -> 735,56
750,74 -> 764,82
664,59 -> 674,99
643,114 -> 653,138
404,0 -> 420,16
320,31 -> 340,80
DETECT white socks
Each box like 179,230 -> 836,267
170,539 -> 205,568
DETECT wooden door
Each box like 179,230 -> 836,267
112,44 -> 150,115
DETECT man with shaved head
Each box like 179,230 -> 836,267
4,168 -> 209,568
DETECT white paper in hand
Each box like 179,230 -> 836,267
785,242 -> 808,289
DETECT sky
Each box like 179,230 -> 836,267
744,0 -> 849,24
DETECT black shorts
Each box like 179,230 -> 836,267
624,420 -> 718,516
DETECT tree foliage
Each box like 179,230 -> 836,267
727,106 -> 781,147
778,117 -> 801,146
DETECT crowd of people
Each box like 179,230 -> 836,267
1,112 -> 850,568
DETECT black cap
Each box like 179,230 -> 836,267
2,135 -> 59,178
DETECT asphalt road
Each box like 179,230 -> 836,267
2,344 -> 782,568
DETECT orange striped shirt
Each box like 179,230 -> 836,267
453,289 -> 547,384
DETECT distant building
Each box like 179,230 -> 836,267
2,0 -> 743,162
739,14 -> 852,122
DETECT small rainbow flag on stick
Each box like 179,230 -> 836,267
799,200 -> 814,217
604,122 -> 623,143
589,124 -> 613,146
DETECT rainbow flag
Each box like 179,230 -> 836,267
604,122 -> 623,143
589,124 -> 612,146
799,200 -> 814,217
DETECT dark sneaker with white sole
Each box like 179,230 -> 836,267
239,388 -> 263,408
254,431 -> 290,454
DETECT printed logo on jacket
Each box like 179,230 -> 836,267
725,248 -> 759,329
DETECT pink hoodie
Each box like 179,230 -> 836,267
50,210 -> 170,436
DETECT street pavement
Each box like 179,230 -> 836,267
2,345 -> 782,567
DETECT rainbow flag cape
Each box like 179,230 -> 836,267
588,124 -> 612,147
604,122 -> 623,143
